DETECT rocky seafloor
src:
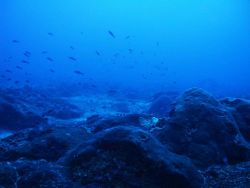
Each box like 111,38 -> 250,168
1,87 -> 250,188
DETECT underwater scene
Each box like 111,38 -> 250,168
1,0 -> 250,187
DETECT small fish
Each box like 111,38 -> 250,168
128,49 -> 133,54
12,40 -> 20,43
113,53 -> 120,58
69,56 -> 77,61
47,109 -> 54,114
70,46 -> 75,50
47,57 -> 54,62
42,51 -> 48,54
156,41 -> 160,46
108,89 -> 117,95
108,30 -> 116,38
50,69 -> 55,73
7,78 -> 12,81
25,80 -> 30,83
24,51 -> 31,57
21,60 -> 30,64
0,75 -> 5,78
48,32 -> 54,36
5,69 -> 12,73
41,109 -> 54,118
125,35 -> 130,40
74,70 -> 84,75
14,80 -> 19,84
16,66 -> 22,70
142,75 -> 147,80
95,51 -> 101,56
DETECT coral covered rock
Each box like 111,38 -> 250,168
221,98 -> 250,142
62,126 -> 203,188
0,126 -> 90,162
156,88 -> 250,168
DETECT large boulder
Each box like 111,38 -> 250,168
86,113 -> 159,133
0,125 -> 90,162
156,88 -> 250,168
221,98 -> 250,142
204,161 -> 250,188
62,126 -> 203,188
42,102 -> 83,120
0,100 -> 45,131
0,160 -> 77,188
148,94 -> 173,117
0,162 -> 17,188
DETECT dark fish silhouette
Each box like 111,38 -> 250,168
108,89 -> 117,95
14,80 -> 19,84
50,69 -> 55,73
74,70 -> 84,75
41,109 -> 55,118
91,84 -> 97,88
48,32 -> 54,36
12,40 -> 20,43
113,53 -> 120,58
0,75 -> 5,78
125,35 -> 130,39
5,69 -> 12,73
108,30 -> 116,38
95,51 -> 101,56
42,51 -> 48,54
24,51 -> 31,57
16,66 -> 22,70
128,49 -> 133,54
47,109 -> 54,114
69,56 -> 77,61
142,75 -> 147,80
47,57 -> 54,62
70,46 -> 75,50
21,60 -> 30,64
7,78 -> 12,81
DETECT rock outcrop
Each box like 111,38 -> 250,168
156,88 -> 250,168
62,126 -> 203,188
221,98 -> 250,142
1,87 -> 250,187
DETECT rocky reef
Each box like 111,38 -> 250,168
1,87 -> 250,187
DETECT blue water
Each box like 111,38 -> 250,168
1,0 -> 250,97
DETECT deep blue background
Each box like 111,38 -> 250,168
1,0 -> 250,96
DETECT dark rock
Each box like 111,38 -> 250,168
204,161 -> 250,188
0,162 -> 17,188
43,104 -> 83,120
156,88 -> 250,168
148,94 -> 173,117
151,91 -> 179,101
0,126 -> 90,162
62,126 -> 203,188
221,98 -> 250,142
0,160 -> 78,188
0,100 -> 45,131
112,102 -> 130,113
86,114 -> 159,133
